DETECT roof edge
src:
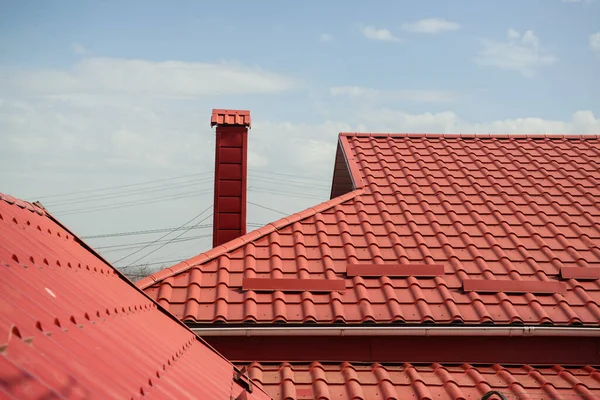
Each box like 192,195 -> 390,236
137,188 -> 364,289
190,325 -> 600,337
339,132 -> 600,139
339,134 -> 364,189
1,192 -> 269,399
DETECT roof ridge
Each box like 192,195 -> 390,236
136,188 -> 364,289
0,192 -> 46,215
339,132 -> 600,139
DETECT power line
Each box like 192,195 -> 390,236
44,178 -> 213,207
249,186 -> 324,200
123,207 -> 213,267
247,201 -> 289,216
81,224 -> 213,239
52,189 -> 212,216
248,175 -> 330,190
115,205 -> 212,263
96,233 -> 212,252
118,258 -> 189,269
33,171 -> 213,200
248,168 -> 330,183
81,221 -> 269,239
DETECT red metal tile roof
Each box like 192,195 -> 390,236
0,193 -> 270,400
139,134 -> 600,326
243,362 -> 600,400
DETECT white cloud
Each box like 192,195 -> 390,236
402,18 -> 461,34
319,33 -> 335,43
71,43 -> 91,56
1,55 -> 599,272
590,32 -> 600,51
330,86 -> 457,103
360,26 -> 401,42
0,58 -> 296,98
475,29 -> 557,77
353,108 -> 600,134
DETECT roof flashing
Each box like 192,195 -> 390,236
346,264 -> 445,277
463,279 -> 567,294
242,278 -> 345,292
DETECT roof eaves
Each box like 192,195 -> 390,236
137,188 -> 364,289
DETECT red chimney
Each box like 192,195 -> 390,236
210,109 -> 250,248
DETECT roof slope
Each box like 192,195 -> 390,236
243,362 -> 600,400
140,134 -> 600,326
0,193 -> 269,400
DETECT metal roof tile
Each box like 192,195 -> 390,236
141,135 -> 600,326
243,362 -> 600,400
0,193 -> 270,400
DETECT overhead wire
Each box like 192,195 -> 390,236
52,189 -> 213,216
247,201 -> 289,216
82,221 -> 268,239
95,233 -> 213,252
114,205 -> 212,263
33,171 -> 213,200
44,178 -> 213,207
122,207 -> 213,267
248,168 -> 331,182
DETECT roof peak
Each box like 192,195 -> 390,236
339,132 -> 600,139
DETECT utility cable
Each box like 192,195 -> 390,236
52,189 -> 212,216
247,201 -> 289,216
34,171 -> 212,200
114,205 -> 212,263
123,208 -> 213,267
44,178 -> 213,207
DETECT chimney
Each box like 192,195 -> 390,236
210,109 -> 250,248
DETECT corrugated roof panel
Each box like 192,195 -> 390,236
140,134 -> 600,326
0,193 -> 270,400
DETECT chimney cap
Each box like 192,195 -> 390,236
211,109 -> 251,127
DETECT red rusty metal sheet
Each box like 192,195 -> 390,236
346,264 -> 445,277
242,362 -> 600,400
0,193 -> 270,400
140,134 -> 600,326
463,279 -> 567,294
242,278 -> 345,292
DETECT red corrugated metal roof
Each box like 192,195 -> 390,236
243,362 -> 600,400
139,134 -> 600,325
0,193 -> 270,400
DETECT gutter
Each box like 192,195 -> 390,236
190,326 -> 600,337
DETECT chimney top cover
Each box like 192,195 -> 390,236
211,109 -> 251,128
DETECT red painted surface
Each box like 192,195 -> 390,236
242,362 -> 600,400
211,109 -> 251,127
206,335 -> 600,365
212,109 -> 249,248
561,266 -> 600,279
141,134 -> 600,326
242,278 -> 346,292
0,193 -> 269,400
346,263 -> 445,277
463,279 -> 567,294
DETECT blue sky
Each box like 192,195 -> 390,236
1,0 -> 599,273
2,0 -> 599,121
